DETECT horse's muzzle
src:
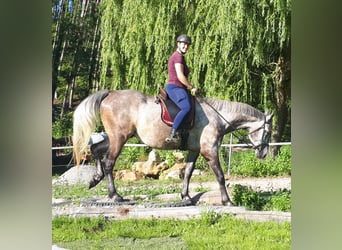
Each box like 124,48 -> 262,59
255,144 -> 269,159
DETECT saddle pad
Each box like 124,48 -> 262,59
158,95 -> 195,129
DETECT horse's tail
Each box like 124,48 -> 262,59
72,90 -> 110,166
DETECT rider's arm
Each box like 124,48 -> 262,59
175,63 -> 199,95
175,63 -> 192,90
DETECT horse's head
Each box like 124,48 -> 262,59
248,112 -> 273,159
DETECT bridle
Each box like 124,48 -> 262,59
248,117 -> 271,149
201,98 -> 270,149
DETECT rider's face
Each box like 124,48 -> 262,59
177,42 -> 190,54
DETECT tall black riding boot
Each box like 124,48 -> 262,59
165,129 -> 179,143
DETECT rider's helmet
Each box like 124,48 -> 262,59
176,34 -> 192,45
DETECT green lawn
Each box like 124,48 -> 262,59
53,214 -> 291,249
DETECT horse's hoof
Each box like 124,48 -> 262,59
89,180 -> 97,189
108,194 -> 124,202
181,199 -> 194,206
89,175 -> 104,189
222,200 -> 234,206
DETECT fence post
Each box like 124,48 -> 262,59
227,133 -> 233,176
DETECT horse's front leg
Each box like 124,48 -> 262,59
202,148 -> 233,206
208,157 -> 233,206
181,151 -> 199,202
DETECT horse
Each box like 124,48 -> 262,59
72,89 -> 273,206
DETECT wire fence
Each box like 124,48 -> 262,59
52,142 -> 291,150
52,137 -> 291,175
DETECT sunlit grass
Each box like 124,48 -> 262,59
53,214 -> 291,249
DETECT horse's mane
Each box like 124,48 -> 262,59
201,97 -> 265,120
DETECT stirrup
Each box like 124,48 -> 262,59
165,135 -> 180,143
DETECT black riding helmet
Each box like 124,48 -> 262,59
177,34 -> 192,45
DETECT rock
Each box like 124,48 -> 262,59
115,170 -> 144,181
173,151 -> 185,163
192,169 -> 204,176
160,163 -> 186,180
132,150 -> 167,178
52,165 -> 97,185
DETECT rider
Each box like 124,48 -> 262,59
165,34 -> 199,143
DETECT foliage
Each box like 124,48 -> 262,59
263,190 -> 291,212
232,184 -> 291,212
155,150 -> 176,167
52,0 -> 291,149
115,137 -> 150,170
53,215 -> 291,249
232,184 -> 266,210
230,145 -> 291,177
52,111 -> 73,138
200,209 -> 224,226
98,0 -> 290,105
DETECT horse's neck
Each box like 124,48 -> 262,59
203,98 -> 264,130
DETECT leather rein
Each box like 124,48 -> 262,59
200,97 -> 269,149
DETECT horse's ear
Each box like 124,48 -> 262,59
265,111 -> 274,122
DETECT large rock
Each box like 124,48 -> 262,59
159,163 -> 186,180
115,170 -> 144,182
132,150 -> 167,178
52,165 -> 97,185
172,151 -> 185,163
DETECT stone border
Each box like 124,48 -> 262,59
52,203 -> 290,223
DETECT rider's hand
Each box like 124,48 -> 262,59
190,87 -> 199,96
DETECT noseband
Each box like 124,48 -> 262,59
248,118 -> 271,149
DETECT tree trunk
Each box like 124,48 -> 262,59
270,54 -> 291,158
88,16 -> 100,93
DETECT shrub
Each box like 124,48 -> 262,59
232,184 -> 266,210
232,184 -> 291,212
52,112 -> 73,138
230,145 -> 291,177
263,190 -> 291,212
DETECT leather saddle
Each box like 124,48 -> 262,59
155,87 -> 195,129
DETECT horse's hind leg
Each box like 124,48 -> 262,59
89,139 -> 109,189
102,134 -> 129,201
181,151 -> 199,202
89,158 -> 104,189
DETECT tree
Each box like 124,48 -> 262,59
52,0 -> 291,156
52,0 -> 102,119
98,0 -> 291,154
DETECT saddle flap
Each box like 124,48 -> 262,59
159,86 -> 168,100
156,87 -> 195,129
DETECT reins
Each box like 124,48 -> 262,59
198,97 -> 266,149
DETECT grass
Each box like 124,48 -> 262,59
53,213 -> 291,249
53,175 -> 291,211
52,145 -> 291,249
52,177 -> 184,202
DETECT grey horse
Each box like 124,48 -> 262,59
73,89 -> 273,205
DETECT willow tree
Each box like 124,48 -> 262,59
99,0 -> 182,93
97,0 -> 291,154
